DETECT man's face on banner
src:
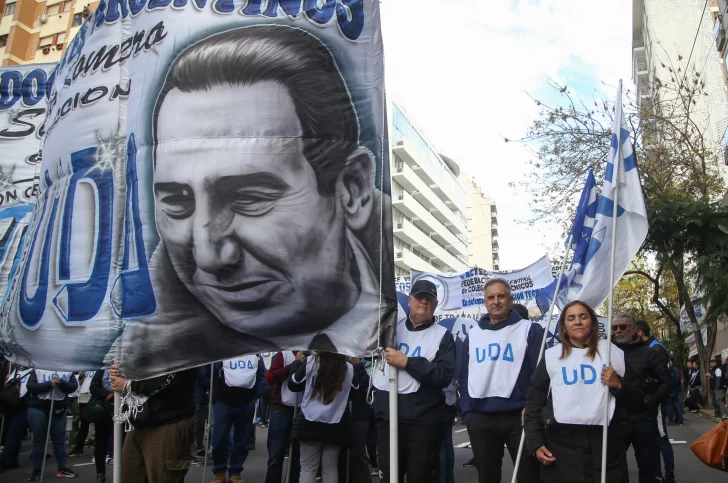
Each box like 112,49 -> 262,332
153,81 -> 358,336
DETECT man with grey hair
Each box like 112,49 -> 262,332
458,278 -> 543,483
612,313 -> 672,483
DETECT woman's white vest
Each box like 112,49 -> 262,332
280,351 -> 299,406
467,320 -> 531,398
544,339 -> 626,425
35,370 -> 73,401
373,318 -> 447,394
295,356 -> 354,424
222,355 -> 258,389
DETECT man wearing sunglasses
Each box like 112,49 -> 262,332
612,313 -> 672,483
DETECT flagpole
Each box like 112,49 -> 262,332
510,237 -> 572,483
389,367 -> 398,483
601,79 -> 623,483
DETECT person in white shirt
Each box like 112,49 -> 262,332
524,301 -> 644,482
287,351 -> 368,483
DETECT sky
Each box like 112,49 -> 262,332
380,0 -> 635,271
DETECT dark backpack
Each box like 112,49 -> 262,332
0,369 -> 32,408
670,366 -> 682,392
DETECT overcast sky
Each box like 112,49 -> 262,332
380,0 -> 634,271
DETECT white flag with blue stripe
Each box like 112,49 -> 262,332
572,83 -> 648,308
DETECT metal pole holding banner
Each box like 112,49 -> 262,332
39,387 -> 56,482
601,80 -> 624,483
285,397 -> 300,483
511,234 -> 573,483
202,363 -> 215,479
389,366 -> 398,483
113,391 -> 122,483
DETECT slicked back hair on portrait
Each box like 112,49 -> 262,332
152,25 -> 361,197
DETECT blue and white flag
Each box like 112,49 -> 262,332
535,170 -> 599,314
537,82 -> 647,312
572,82 -> 648,308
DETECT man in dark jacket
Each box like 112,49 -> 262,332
685,360 -> 702,412
613,314 -> 672,483
459,278 -> 542,483
665,358 -> 684,425
635,319 -> 675,483
706,357 -> 726,419
210,355 -> 266,483
111,366 -> 196,483
372,279 -> 456,483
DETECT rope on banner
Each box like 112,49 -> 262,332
366,86 -> 389,408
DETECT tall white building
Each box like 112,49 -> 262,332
390,103 -> 468,277
633,0 -> 728,165
458,174 -> 499,271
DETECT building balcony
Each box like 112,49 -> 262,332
393,190 -> 466,258
394,247 -> 439,274
392,160 -> 467,240
492,227 -> 499,238
393,138 -> 467,215
394,217 -> 466,273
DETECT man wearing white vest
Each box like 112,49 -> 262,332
211,354 -> 265,483
373,279 -> 456,483
459,277 -> 543,483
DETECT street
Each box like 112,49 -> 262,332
1,411 -> 723,482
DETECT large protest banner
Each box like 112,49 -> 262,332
410,255 -> 553,311
0,65 -> 55,316
0,1 -> 395,379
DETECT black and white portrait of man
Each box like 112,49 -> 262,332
120,25 -> 393,374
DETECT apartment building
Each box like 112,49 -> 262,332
458,173 -> 499,271
0,0 -> 97,66
390,103 -> 468,277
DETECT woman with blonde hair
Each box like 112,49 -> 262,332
524,301 -> 644,482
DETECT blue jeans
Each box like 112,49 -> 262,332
624,419 -> 660,483
265,406 -> 299,483
439,406 -> 456,483
211,401 -> 255,476
0,408 -> 27,466
27,406 -> 68,471
666,391 -> 684,424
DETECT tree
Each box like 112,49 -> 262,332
512,52 -> 728,403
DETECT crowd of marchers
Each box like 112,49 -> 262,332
2,277 -> 727,483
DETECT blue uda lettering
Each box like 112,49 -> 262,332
397,342 -> 421,357
0,69 -> 49,110
475,343 -> 515,363
561,365 -> 598,385
229,359 -> 255,370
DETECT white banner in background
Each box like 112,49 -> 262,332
410,255 -> 553,311
0,65 -> 55,315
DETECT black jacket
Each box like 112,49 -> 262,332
129,369 -> 196,428
615,338 -> 671,423
26,372 -> 78,411
212,357 -> 266,407
524,353 -> 645,483
288,358 -> 368,447
373,318 -> 456,424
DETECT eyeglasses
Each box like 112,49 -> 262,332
611,324 -> 633,331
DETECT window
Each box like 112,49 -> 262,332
4,3 -> 16,16
63,1 -> 73,12
45,4 -> 60,16
39,36 -> 54,48
73,13 -> 83,26
56,32 -> 66,44
0,35 -> 7,48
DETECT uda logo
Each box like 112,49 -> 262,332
561,365 -> 600,385
416,274 -> 447,306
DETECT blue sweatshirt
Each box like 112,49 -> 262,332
458,309 -> 543,420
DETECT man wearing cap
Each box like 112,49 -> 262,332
372,280 -> 456,483
459,277 -> 543,483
